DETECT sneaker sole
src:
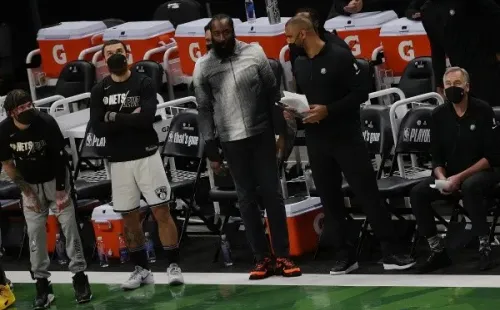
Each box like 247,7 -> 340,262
330,262 -> 359,275
383,261 -> 417,270
33,294 -> 55,310
249,271 -> 274,280
76,294 -> 93,304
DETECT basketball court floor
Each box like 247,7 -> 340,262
9,271 -> 500,309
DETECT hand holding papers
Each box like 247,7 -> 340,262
280,91 -> 310,113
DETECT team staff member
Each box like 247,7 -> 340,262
193,14 -> 301,280
0,90 -> 91,309
410,67 -> 500,273
422,0 -> 500,106
328,0 -> 411,18
284,16 -> 416,274
90,40 -> 183,290
204,23 -> 212,51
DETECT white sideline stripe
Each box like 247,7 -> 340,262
8,271 -> 500,288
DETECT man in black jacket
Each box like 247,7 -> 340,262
410,67 -> 500,273
90,39 -> 183,290
422,0 -> 500,106
328,0 -> 412,18
284,16 -> 416,275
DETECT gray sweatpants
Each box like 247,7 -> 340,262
23,176 -> 87,279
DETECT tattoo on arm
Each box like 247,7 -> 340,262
123,225 -> 146,249
2,160 -> 32,194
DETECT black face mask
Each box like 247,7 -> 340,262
289,35 -> 306,57
445,86 -> 466,104
213,36 -> 236,59
206,43 -> 212,52
107,53 -> 128,75
16,109 -> 37,125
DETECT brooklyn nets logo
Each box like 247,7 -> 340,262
155,186 -> 169,201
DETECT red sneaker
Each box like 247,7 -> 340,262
249,257 -> 274,280
275,257 -> 302,277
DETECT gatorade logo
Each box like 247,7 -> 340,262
345,35 -> 361,56
398,40 -> 415,62
52,44 -> 67,65
189,42 -> 202,62
313,212 -> 324,235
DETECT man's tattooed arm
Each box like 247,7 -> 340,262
1,160 -> 33,194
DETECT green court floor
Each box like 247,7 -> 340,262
11,284 -> 500,309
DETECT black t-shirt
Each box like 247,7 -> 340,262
293,43 -> 369,137
431,97 -> 500,175
90,71 -> 159,162
0,111 -> 67,190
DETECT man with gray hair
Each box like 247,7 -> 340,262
410,67 -> 500,273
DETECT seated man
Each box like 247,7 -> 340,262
410,67 -> 500,273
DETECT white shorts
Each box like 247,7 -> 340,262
110,152 -> 171,213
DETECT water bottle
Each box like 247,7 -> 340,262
304,167 -> 315,196
145,232 -> 156,263
97,237 -> 109,268
264,0 -> 281,25
55,233 -> 68,265
220,234 -> 233,267
118,234 -> 129,264
245,0 -> 257,23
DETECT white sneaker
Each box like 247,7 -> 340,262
167,263 -> 184,286
121,266 -> 155,290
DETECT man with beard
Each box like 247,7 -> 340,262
0,89 -> 91,308
90,40 -> 184,290
284,16 -> 416,274
192,14 -> 302,280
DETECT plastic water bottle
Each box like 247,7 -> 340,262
245,0 -> 257,23
97,237 -> 109,268
304,167 -> 315,196
264,0 -> 281,25
118,234 -> 129,264
220,235 -> 233,267
55,233 -> 68,265
145,232 -> 156,263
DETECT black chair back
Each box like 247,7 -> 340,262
130,60 -> 164,93
398,57 -> 435,98
395,106 -> 434,154
361,105 -> 393,155
356,58 -> 374,94
162,109 -> 204,159
55,60 -> 96,98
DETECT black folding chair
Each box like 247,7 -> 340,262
160,109 -> 218,243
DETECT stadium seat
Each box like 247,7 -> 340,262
160,109 -> 218,243
130,60 -> 164,94
398,57 -> 435,99
72,123 -> 112,204
356,58 -> 374,94
55,60 -> 96,104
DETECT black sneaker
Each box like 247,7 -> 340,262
33,278 -> 54,310
72,272 -> 92,304
479,249 -> 495,271
383,254 -> 416,271
417,251 -> 452,274
330,250 -> 358,275
249,257 -> 275,280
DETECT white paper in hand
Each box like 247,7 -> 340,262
281,91 -> 310,113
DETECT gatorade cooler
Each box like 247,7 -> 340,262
91,203 -> 124,259
265,196 -> 323,256
102,21 -> 176,64
235,17 -> 291,59
46,209 -> 59,253
325,11 -> 397,60
380,18 -> 431,76
175,18 -> 242,76
37,21 -> 107,78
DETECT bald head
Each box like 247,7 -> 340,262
286,16 -> 315,33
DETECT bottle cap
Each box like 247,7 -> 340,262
97,236 -> 102,240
